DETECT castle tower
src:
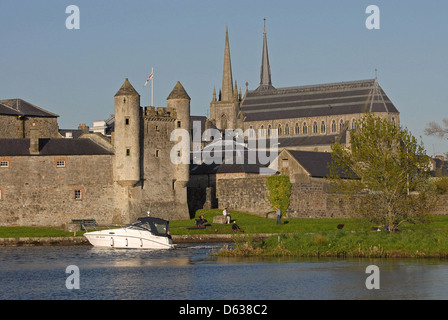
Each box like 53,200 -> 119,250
210,27 -> 241,131
167,81 -> 191,187
113,78 -> 141,186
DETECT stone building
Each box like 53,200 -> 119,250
0,80 -> 191,227
209,26 -> 400,152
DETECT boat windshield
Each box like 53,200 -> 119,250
128,217 -> 171,238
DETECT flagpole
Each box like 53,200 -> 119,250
151,67 -> 154,106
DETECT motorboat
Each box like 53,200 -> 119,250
84,217 -> 174,249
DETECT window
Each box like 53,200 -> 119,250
126,148 -> 131,156
267,125 -> 272,137
352,119 -> 357,130
177,121 -> 181,128
282,159 -> 289,170
340,119 -> 344,132
321,121 -> 326,134
278,124 -> 282,136
295,123 -> 300,135
332,120 -> 337,133
56,160 -> 66,168
313,121 -> 318,134
73,187 -> 84,200
249,126 -> 254,138
125,118 -> 130,125
0,161 -> 9,168
303,122 -> 307,135
285,124 -> 290,136
155,150 -> 160,158
260,125 -> 265,137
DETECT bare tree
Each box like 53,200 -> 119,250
425,118 -> 448,140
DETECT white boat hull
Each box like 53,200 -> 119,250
84,228 -> 173,250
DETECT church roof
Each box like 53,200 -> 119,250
115,78 -> 139,97
167,81 -> 191,100
0,99 -> 59,117
241,79 -> 399,122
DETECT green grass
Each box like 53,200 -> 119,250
0,226 -> 76,238
216,229 -> 448,259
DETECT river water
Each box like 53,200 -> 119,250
1,243 -> 448,300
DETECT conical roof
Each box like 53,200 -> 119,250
167,81 -> 191,100
115,78 -> 139,97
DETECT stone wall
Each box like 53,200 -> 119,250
216,175 -> 448,219
0,115 -> 59,139
0,154 -> 115,227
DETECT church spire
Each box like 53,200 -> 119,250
221,26 -> 234,101
258,19 -> 274,91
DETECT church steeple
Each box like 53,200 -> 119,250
221,26 -> 234,101
258,20 -> 274,91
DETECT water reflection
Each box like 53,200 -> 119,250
1,244 -> 448,299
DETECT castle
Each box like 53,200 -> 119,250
0,26 -> 403,227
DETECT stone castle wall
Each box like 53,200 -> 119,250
0,154 -> 115,227
216,175 -> 448,219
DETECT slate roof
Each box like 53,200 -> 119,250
285,150 -> 356,179
190,139 -> 276,175
0,138 -> 113,156
0,99 -> 59,118
241,79 -> 398,122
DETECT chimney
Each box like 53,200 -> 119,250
78,123 -> 90,133
29,123 -> 40,155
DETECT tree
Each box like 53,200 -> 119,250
266,175 -> 292,217
329,113 -> 435,231
425,118 -> 448,140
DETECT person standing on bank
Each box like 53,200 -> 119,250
276,207 -> 281,225
223,207 -> 231,224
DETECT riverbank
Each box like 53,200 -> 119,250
216,230 -> 448,259
0,233 -> 275,247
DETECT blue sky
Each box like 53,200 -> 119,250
1,1 -> 447,155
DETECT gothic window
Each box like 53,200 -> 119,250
352,119 -> 357,130
313,121 -> 318,134
260,125 -> 265,137
268,125 -> 272,137
278,124 -> 282,136
295,123 -> 300,135
332,120 -> 337,133
285,124 -> 290,136
303,122 -> 308,135
340,119 -> 344,132
321,121 -> 326,134
221,114 -> 227,130
249,126 -> 254,138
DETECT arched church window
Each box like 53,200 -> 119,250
352,119 -> 357,130
278,124 -> 282,136
331,120 -> 337,133
285,124 -> 290,135
295,123 -> 300,135
303,122 -> 307,135
268,125 -> 272,137
321,121 -> 326,134
340,119 -> 344,131
221,114 -> 227,130
313,121 -> 318,134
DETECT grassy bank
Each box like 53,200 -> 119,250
216,230 -> 448,259
2,209 -> 448,258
